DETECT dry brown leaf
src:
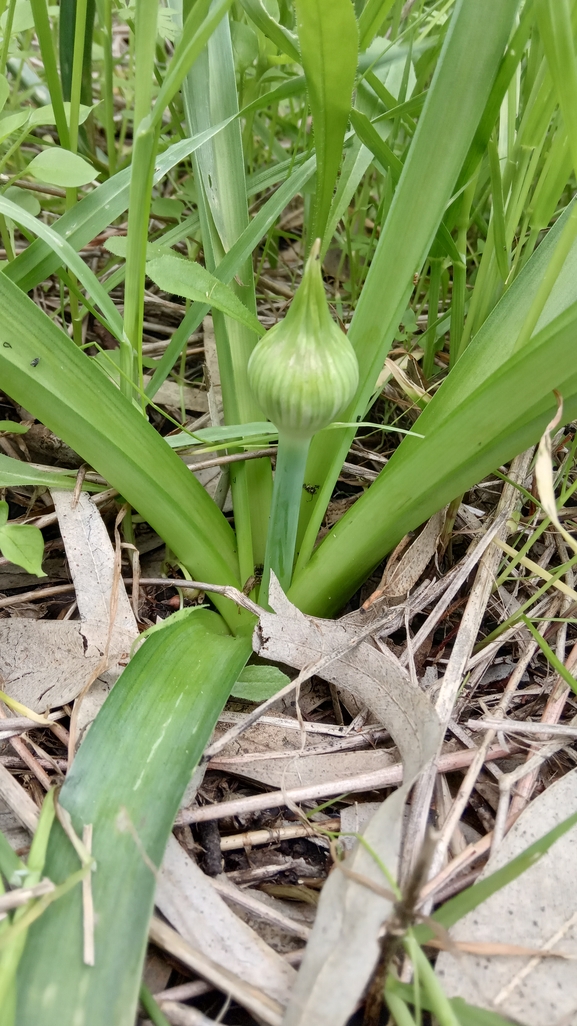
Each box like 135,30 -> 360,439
0,491 -> 137,716
254,577 -> 441,1026
363,509 -> 445,608
436,767 -> 577,1025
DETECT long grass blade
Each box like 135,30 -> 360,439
294,0 -> 358,246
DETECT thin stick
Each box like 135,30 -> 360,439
177,745 -> 513,825
0,583 -> 75,608
0,706 -> 52,790
431,635 -> 539,868
467,717 -> 577,738
219,818 -> 339,851
0,761 -> 39,833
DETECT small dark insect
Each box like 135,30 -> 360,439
30,358 -> 40,367
303,482 -> 320,495
2,342 -> 11,348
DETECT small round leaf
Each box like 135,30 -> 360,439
0,523 -> 46,576
27,148 -> 97,188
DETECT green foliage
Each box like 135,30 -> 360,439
0,0 -> 576,1020
146,252 -> 265,336
0,500 -> 45,575
231,662 -> 290,700
26,146 -> 97,186
294,0 -> 358,244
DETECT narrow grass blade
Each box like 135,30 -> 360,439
358,0 -> 396,51
29,0 -> 70,147
16,611 -> 252,1026
387,979 -> 519,1026
294,0 -> 358,245
238,0 -> 299,61
182,12 -> 272,574
0,197 -> 123,339
416,809 -> 577,942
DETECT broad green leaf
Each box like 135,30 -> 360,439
26,147 -> 97,188
0,420 -> 28,434
131,604 -> 205,653
17,611 -> 252,1026
0,111 -> 30,144
231,21 -> 259,70
297,0 -> 521,560
146,254 -> 265,337
28,100 -> 95,128
238,0 -> 300,61
0,453 -> 100,490
1,0 -> 34,34
231,663 -> 290,700
294,0 -> 358,243
2,188 -> 40,218
0,523 -> 46,577
290,298 -> 577,615
0,272 -> 247,629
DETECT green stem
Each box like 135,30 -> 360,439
68,0 -> 87,154
405,936 -> 460,1026
139,983 -> 171,1026
261,431 -> 311,603
96,0 -> 116,176
423,256 -> 442,379
29,0 -> 70,147
123,121 -> 159,399
449,175 -> 475,366
0,0 -> 16,76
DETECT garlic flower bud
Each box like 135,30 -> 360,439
248,241 -> 359,439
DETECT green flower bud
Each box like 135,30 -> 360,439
248,241 -> 359,439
